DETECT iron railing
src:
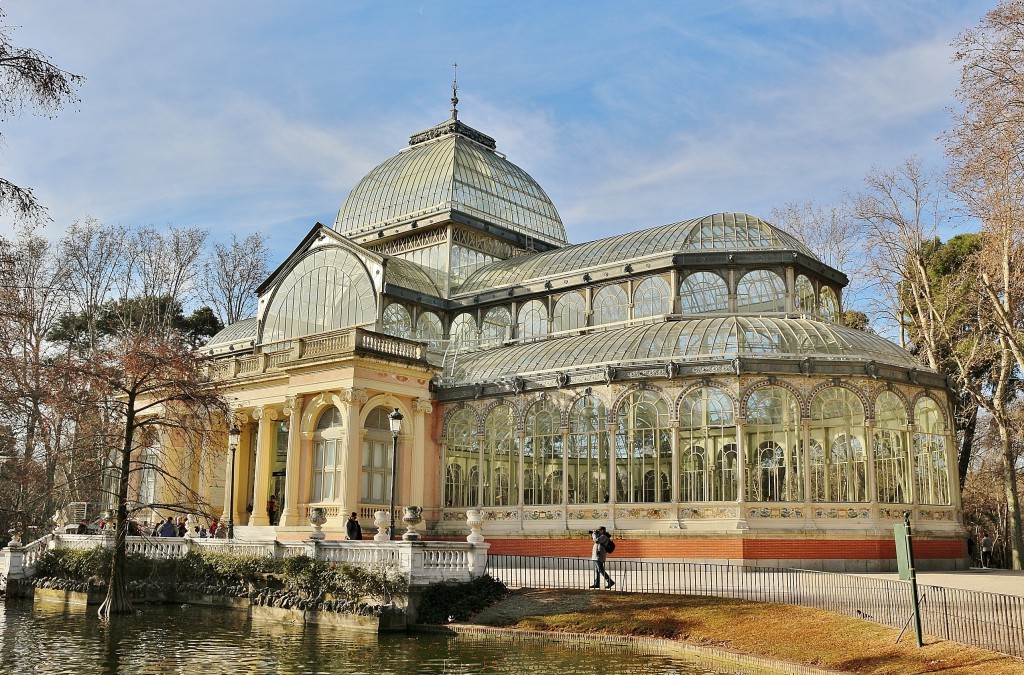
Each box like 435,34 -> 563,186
485,555 -> 1024,657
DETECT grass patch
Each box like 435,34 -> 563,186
470,589 -> 1024,674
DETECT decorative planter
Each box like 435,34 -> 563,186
309,507 -> 327,541
466,509 -> 484,543
401,506 -> 422,541
373,510 -> 390,541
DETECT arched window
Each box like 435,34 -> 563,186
552,292 -> 586,333
449,313 -> 477,350
736,270 -> 786,314
263,248 -> 376,343
795,275 -> 815,314
360,407 -> 394,505
382,303 -> 412,339
745,387 -> 803,501
914,397 -> 950,505
312,407 -> 344,503
820,287 -> 840,322
137,442 -> 159,506
678,272 -> 729,314
517,300 -> 549,341
874,392 -> 910,504
523,400 -> 562,505
416,311 -> 443,348
593,285 -> 629,326
484,405 -> 518,506
444,408 -> 477,508
809,387 -> 867,502
568,395 -> 608,504
679,387 -> 737,502
616,391 -> 671,503
481,307 -> 512,347
633,276 -> 671,319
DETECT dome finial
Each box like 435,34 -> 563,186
450,61 -> 459,121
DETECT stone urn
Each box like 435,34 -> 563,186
308,507 -> 327,541
6,526 -> 22,548
466,509 -> 485,543
402,506 -> 423,541
373,510 -> 390,541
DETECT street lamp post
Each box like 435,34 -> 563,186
227,425 -> 241,540
388,408 -> 403,541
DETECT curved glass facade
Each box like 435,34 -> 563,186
262,248 -> 376,344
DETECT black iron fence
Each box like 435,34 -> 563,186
485,555 -> 1024,657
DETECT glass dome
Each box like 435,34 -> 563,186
457,213 -> 818,294
334,122 -> 567,246
446,316 -> 919,384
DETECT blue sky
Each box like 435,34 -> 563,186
0,1 -> 991,267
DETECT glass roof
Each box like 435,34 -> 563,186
445,316 -> 920,384
205,317 -> 257,350
456,213 -> 819,294
384,255 -> 440,296
334,129 -> 567,246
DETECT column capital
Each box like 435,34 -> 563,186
283,395 -> 304,417
413,398 -> 433,414
230,408 -> 251,425
252,406 -> 279,422
341,388 -> 368,405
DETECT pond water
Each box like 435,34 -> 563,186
0,599 -> 731,674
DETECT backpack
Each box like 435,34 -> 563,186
604,537 -> 616,554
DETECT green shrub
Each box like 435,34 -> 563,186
416,575 -> 508,624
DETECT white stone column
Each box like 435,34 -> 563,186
249,406 -> 279,526
279,395 -> 305,527
865,421 -> 877,507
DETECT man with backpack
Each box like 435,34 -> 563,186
589,526 -> 615,589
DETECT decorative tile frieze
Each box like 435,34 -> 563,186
616,507 -> 671,520
813,507 -> 870,520
747,506 -> 804,519
680,506 -> 740,519
567,508 -> 610,520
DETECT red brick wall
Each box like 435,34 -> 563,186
479,537 -> 965,560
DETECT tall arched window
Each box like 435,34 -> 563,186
523,400 -> 562,505
444,408 -> 478,508
312,407 -> 344,503
633,276 -> 671,319
679,272 -> 729,314
517,300 -> 549,341
875,392 -> 911,504
552,292 -> 586,333
820,287 -> 840,322
795,275 -> 815,314
137,442 -> 159,506
914,397 -> 950,505
449,313 -> 477,350
568,395 -> 609,504
679,387 -> 737,502
416,311 -> 443,350
360,407 -> 394,505
484,405 -> 518,506
745,387 -> 803,501
382,303 -> 412,339
481,307 -> 512,347
616,391 -> 671,503
593,285 -> 629,326
736,270 -> 786,314
809,388 -> 867,502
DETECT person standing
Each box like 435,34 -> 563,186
346,512 -> 363,541
158,517 -> 177,538
267,495 -> 279,526
981,534 -> 994,568
590,526 -> 615,589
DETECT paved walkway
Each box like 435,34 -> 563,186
856,568 -> 1024,597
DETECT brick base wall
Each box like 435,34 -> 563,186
479,537 -> 965,561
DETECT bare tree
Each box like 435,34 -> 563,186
0,10 -> 83,223
59,219 -> 126,354
200,232 -> 269,325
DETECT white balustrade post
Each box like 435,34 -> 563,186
466,543 -> 490,578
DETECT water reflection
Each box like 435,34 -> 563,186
0,600 -> 725,674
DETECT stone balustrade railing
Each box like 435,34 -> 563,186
1,533 -> 487,589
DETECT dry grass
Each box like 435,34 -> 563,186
470,589 -> 1024,674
